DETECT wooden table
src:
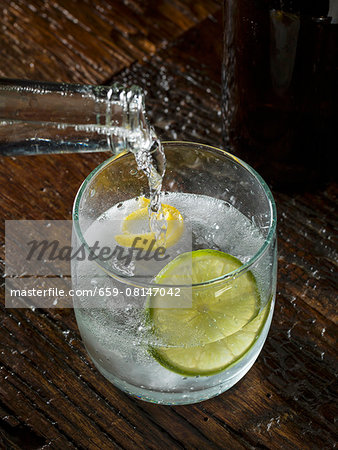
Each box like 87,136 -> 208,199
0,1 -> 336,448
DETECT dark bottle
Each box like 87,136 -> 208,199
222,0 -> 338,189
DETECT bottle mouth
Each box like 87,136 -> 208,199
73,141 -> 277,288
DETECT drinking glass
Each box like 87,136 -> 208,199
72,142 -> 277,405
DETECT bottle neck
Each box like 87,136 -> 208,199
0,79 -> 150,156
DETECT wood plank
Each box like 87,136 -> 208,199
0,308 -> 183,448
0,0 -> 221,83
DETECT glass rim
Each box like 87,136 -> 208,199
73,141 -> 277,288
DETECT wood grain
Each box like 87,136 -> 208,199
0,1 -> 337,449
0,0 -> 221,84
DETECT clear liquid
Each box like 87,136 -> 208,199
73,193 -> 272,402
132,136 -> 167,241
125,113 -> 167,241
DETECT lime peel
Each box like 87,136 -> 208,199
148,249 -> 269,377
150,299 -> 270,376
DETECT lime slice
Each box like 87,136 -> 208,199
150,250 -> 259,344
149,249 -> 267,376
114,197 -> 184,250
150,301 -> 270,376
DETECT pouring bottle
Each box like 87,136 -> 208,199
0,78 -> 164,176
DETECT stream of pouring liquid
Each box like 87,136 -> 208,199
131,128 -> 167,243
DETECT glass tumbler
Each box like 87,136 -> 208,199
72,142 -> 277,405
